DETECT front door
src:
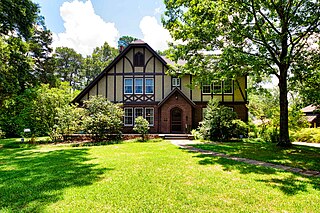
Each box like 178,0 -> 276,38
171,108 -> 182,133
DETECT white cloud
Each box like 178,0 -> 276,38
139,16 -> 172,51
52,0 -> 119,56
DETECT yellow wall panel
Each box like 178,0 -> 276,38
107,76 -> 114,101
155,76 -> 163,101
181,75 -> 190,97
98,76 -> 106,98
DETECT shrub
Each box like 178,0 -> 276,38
232,119 -> 249,138
83,96 -> 123,142
133,116 -> 150,141
292,128 -> 320,143
199,99 -> 238,141
49,104 -> 85,142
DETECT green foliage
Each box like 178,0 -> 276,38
54,47 -> 83,90
133,116 -> 150,141
199,99 -> 241,141
118,35 -> 138,48
83,96 -> 123,141
82,42 -> 117,87
292,128 -> 320,144
0,0 -> 39,39
163,0 -> 320,146
0,83 -> 78,137
50,104 -> 85,142
0,128 -> 5,139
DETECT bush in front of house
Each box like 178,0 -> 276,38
133,116 -> 150,141
291,128 -> 320,143
198,99 -> 248,141
83,96 -> 123,142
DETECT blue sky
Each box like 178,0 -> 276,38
33,0 -> 172,55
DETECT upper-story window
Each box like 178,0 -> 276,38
145,78 -> 154,94
134,52 -> 144,67
125,78 -> 154,95
124,78 -> 133,94
135,78 -> 143,94
172,78 -> 180,87
213,82 -> 222,94
223,80 -> 233,94
202,80 -> 233,94
202,85 -> 211,94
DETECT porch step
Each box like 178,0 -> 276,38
159,134 -> 194,140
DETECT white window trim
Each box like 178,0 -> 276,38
145,78 -> 154,94
202,84 -> 211,94
134,78 -> 143,94
145,107 -> 154,126
124,108 -> 133,126
213,82 -> 222,94
124,78 -> 133,94
172,77 -> 180,87
134,107 -> 144,118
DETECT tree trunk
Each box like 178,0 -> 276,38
277,65 -> 292,147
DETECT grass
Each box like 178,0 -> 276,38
193,138 -> 320,171
0,138 -> 319,212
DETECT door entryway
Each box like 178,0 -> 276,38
171,107 -> 182,133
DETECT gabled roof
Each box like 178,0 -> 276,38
72,41 -> 170,103
158,87 -> 196,108
301,105 -> 319,113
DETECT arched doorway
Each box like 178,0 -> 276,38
171,107 -> 182,133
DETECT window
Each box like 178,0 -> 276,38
124,79 -> 133,94
135,78 -> 143,94
145,108 -> 154,126
172,78 -> 180,87
202,85 -> 211,94
145,78 -> 154,94
213,81 -> 222,94
124,108 -> 133,126
135,108 -> 143,118
134,52 -> 144,67
223,80 -> 233,94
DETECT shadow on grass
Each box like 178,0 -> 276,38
183,147 -> 320,196
0,146 -> 110,212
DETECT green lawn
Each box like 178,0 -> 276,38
193,139 -> 320,171
0,138 -> 320,212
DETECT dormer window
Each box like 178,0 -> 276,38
134,52 -> 144,67
172,78 -> 180,87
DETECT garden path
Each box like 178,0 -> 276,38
170,139 -> 320,178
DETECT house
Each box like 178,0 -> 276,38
301,105 -> 320,128
73,40 -> 248,133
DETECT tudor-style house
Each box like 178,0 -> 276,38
73,40 -> 248,133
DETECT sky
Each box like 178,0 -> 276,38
33,0 -> 173,56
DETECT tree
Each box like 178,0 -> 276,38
163,0 -> 320,147
0,0 -> 39,39
0,83 -> 78,137
118,35 -> 138,49
54,47 -> 83,90
133,116 -> 150,141
82,42 -> 117,86
199,99 -> 238,141
29,17 -> 57,87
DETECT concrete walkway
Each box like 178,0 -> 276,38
292,141 -> 320,148
169,140 -> 320,178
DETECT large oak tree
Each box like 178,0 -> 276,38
163,0 -> 320,147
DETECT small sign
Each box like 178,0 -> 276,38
24,129 -> 31,133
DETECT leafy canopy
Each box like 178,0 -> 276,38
163,0 -> 320,146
